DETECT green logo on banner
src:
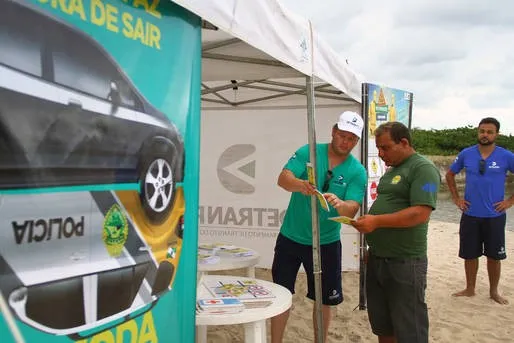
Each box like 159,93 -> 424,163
103,204 -> 129,256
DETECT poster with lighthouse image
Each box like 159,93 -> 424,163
362,83 -> 413,210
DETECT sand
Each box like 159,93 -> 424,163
202,220 -> 514,342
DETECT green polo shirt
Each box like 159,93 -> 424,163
280,144 -> 367,245
366,153 -> 440,257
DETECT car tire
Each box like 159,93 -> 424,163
138,142 -> 176,225
151,261 -> 175,296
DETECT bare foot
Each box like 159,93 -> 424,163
452,289 -> 475,297
490,292 -> 509,305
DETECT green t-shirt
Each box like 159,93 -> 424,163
280,144 -> 367,245
366,153 -> 440,258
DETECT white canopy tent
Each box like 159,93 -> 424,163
173,0 -> 363,107
172,0 -> 368,339
171,0 -> 365,251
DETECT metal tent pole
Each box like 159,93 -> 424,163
358,83 -> 369,310
306,75 -> 324,343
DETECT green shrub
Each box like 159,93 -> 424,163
411,126 -> 514,156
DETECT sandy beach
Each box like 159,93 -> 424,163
203,219 -> 514,342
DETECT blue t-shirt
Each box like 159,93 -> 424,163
450,145 -> 514,217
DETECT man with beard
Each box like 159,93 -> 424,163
271,111 -> 367,343
446,117 -> 514,304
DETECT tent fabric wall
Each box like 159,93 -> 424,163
198,106 -> 362,270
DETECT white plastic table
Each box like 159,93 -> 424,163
197,245 -> 260,277
196,275 -> 292,343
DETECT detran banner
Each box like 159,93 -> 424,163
0,0 -> 201,342
362,83 -> 413,210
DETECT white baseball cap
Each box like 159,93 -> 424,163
336,111 -> 364,138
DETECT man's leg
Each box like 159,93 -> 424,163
271,234 -> 302,342
483,214 -> 508,304
483,213 -> 509,305
271,309 -> 291,343
312,305 -> 331,343
453,214 -> 482,297
487,258 -> 508,304
305,240 -> 343,343
452,259 -> 479,297
389,257 -> 429,343
366,255 -> 395,341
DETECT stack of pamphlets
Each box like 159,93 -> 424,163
198,242 -> 228,255
197,253 -> 220,265
203,277 -> 275,308
196,298 -> 244,314
216,247 -> 254,257
198,243 -> 255,257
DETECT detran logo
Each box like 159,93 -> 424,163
217,144 -> 256,194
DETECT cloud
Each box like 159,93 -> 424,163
394,0 -> 514,29
281,0 -> 514,134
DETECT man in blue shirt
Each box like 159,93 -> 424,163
446,117 -> 514,304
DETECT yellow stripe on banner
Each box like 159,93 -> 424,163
116,188 -> 185,286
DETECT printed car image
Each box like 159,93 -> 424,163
0,191 -> 184,337
0,0 -> 188,338
0,0 -> 184,224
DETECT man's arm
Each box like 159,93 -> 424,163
353,205 -> 433,233
495,152 -> 514,212
494,196 -> 514,212
278,169 -> 316,195
323,194 -> 360,217
446,170 -> 470,211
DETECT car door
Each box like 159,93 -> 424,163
48,31 -> 155,183
0,4 -> 77,189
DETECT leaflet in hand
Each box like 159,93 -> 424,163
306,162 -> 329,211
306,162 -> 316,187
315,190 -> 329,211
328,216 -> 356,226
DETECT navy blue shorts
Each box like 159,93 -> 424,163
459,213 -> 507,260
366,254 -> 428,343
271,233 -> 343,305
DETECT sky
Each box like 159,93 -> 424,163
281,0 -> 514,135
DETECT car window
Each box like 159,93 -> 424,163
0,27 -> 42,77
51,32 -> 143,111
113,78 -> 144,111
53,44 -> 114,100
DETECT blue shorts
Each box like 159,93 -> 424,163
366,253 -> 428,343
459,213 -> 507,260
271,233 -> 343,305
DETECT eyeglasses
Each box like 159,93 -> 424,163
479,159 -> 486,175
322,170 -> 333,192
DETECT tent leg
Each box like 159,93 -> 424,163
358,233 -> 367,310
306,75 -> 324,343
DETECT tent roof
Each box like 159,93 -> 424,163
172,0 -> 363,108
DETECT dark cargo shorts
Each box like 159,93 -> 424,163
366,253 -> 428,343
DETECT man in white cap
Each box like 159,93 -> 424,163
271,111 -> 367,343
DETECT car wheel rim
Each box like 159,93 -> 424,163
144,158 -> 174,213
